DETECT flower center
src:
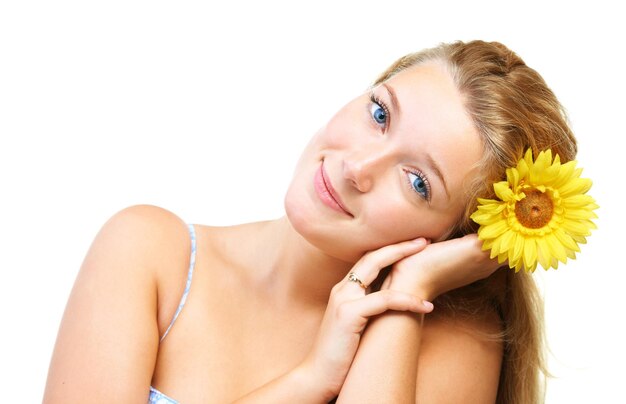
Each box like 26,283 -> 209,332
514,189 -> 554,229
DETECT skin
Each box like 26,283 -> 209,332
44,61 -> 503,403
285,61 -> 483,261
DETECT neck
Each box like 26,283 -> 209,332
248,216 -> 353,306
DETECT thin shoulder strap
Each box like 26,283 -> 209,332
160,223 -> 197,342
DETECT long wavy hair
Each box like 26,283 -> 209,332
372,40 -> 577,403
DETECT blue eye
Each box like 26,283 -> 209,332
370,102 -> 387,125
368,93 -> 390,130
407,171 -> 430,200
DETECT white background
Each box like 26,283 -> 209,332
0,1 -> 623,402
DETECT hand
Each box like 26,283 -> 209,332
383,234 -> 501,301
299,239 -> 434,400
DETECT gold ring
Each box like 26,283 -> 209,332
348,272 -> 367,289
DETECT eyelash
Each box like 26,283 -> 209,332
404,169 -> 432,202
369,92 -> 391,131
369,91 -> 431,202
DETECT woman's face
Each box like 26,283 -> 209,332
285,61 -> 484,263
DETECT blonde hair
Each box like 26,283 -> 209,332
373,40 -> 577,403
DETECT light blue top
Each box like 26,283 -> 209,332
148,223 -> 197,404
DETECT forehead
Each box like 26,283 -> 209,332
385,61 -> 476,141
384,62 -> 483,202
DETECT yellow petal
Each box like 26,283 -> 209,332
561,194 -> 596,208
550,257 -> 559,270
477,197 -> 500,205
481,238 -> 495,250
478,219 -> 509,240
561,219 -> 594,236
506,167 -> 520,189
523,148 -> 534,167
523,237 -> 538,271
498,252 -> 508,264
552,161 -> 577,188
525,261 -> 538,273
563,209 -> 598,221
489,235 -> 503,259
513,258 -> 524,273
510,232 -> 525,265
529,150 -> 551,185
474,202 -> 506,214
494,181 -> 515,201
536,237 -> 552,270
517,157 -> 529,180
545,233 -> 568,263
553,228 -> 580,252
471,212 -> 502,226
542,159 -> 561,185
559,178 -> 592,198
472,148 -> 595,273
499,229 -> 515,251
566,249 -> 577,260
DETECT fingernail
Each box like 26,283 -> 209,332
423,300 -> 434,311
411,238 -> 426,245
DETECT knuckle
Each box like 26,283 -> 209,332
475,250 -> 490,264
360,252 -> 376,267
330,283 -> 342,295
379,290 -> 394,305
328,289 -> 345,306
328,287 -> 347,307
335,301 -> 353,320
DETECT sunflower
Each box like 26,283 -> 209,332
470,149 -> 598,272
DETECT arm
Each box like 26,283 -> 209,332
44,205 -> 192,403
45,209 -> 430,403
232,240 -> 435,403
338,235 -> 502,403
231,366 -> 327,404
339,311 -> 425,402
339,308 -> 503,403
415,313 -> 503,403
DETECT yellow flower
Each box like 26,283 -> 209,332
470,149 -> 598,272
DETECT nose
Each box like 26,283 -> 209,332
342,143 -> 393,193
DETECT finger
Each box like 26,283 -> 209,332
458,234 -> 503,274
346,238 -> 428,288
339,290 -> 434,321
437,234 -> 503,282
346,271 -> 368,290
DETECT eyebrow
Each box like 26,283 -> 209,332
381,83 -> 401,117
425,153 -> 450,200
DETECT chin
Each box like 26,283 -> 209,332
283,188 -> 311,238
284,190 -> 363,264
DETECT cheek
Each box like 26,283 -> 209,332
284,162 -> 317,232
361,203 -> 459,247
284,182 -> 307,233
318,104 -> 365,149
284,171 -> 367,263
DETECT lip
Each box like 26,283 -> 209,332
314,161 -> 353,217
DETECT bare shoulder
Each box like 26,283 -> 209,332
44,205 -> 192,402
87,204 -> 196,335
90,204 -> 191,270
416,311 -> 503,403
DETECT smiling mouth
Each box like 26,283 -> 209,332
314,161 -> 353,217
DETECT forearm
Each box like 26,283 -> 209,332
337,311 -> 424,403
232,365 -> 330,404
234,240 -> 434,404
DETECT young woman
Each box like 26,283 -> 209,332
44,40 -> 576,403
